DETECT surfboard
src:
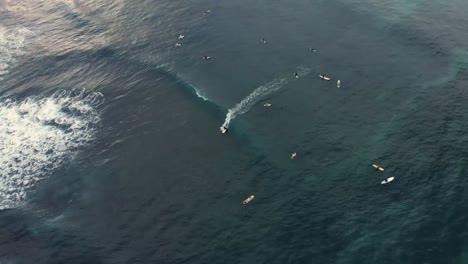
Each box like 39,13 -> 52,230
243,195 -> 254,204
319,75 -> 331,81
381,177 -> 395,185
372,164 -> 384,171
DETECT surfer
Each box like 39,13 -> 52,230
203,56 -> 211,60
175,43 -> 181,47
319,74 -> 330,81
372,164 -> 384,171
309,48 -> 317,52
221,126 -> 228,134
261,38 -> 266,43
243,195 -> 254,204
204,10 -> 211,15
381,177 -> 395,185
264,103 -> 271,107
337,79 -> 341,88
178,34 -> 185,39
295,73 -> 299,78
290,152 -> 297,160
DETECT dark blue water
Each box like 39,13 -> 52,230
1,0 -> 468,263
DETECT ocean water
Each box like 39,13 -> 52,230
1,0 -> 468,263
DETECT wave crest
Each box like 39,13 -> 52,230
0,26 -> 34,79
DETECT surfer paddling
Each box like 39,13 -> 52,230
372,164 -> 385,171
319,74 -> 331,81
381,177 -> 395,185
243,195 -> 254,204
290,152 -> 297,160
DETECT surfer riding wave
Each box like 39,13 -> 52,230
220,67 -> 310,133
220,78 -> 287,132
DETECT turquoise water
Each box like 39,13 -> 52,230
0,0 -> 468,263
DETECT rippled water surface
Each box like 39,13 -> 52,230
1,0 -> 468,263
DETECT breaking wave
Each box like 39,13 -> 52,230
0,89 -> 104,209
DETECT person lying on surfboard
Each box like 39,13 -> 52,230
319,74 -> 331,81
221,126 -> 228,134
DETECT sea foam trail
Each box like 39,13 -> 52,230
221,78 -> 288,130
220,67 -> 310,131
0,89 -> 104,210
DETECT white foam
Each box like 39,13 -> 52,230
0,26 -> 34,80
296,66 -> 311,77
220,67 -> 311,131
221,78 -> 288,130
194,88 -> 209,101
0,90 -> 103,210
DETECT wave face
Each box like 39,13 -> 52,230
0,89 -> 103,209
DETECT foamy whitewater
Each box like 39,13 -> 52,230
221,78 -> 288,130
0,89 -> 103,209
221,67 -> 310,130
0,26 -> 33,79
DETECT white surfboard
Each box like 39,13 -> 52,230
243,195 -> 254,204
381,177 -> 395,185
319,75 -> 331,81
